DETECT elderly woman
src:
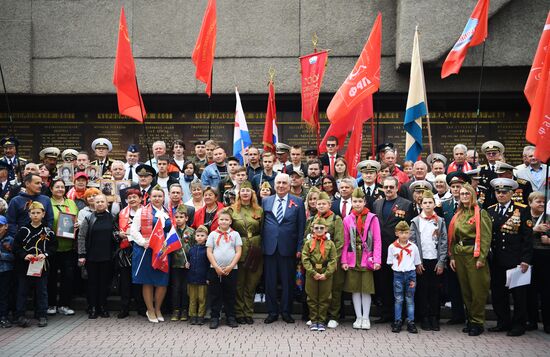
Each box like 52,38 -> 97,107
130,185 -> 172,323
77,188 -> 101,225
192,186 -> 224,232
47,179 -> 79,317
526,191 -> 550,333
228,181 -> 264,324
185,179 -> 204,211
78,194 -> 117,319
67,172 -> 90,210
448,184 -> 492,336
433,174 -> 452,206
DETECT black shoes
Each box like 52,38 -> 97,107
421,317 -> 431,331
264,314 -> 278,324
88,307 -> 98,319
197,317 -> 205,325
17,316 -> 30,328
506,328 -> 525,337
430,317 -> 440,331
0,318 -> 12,328
526,322 -> 538,331
236,317 -> 247,324
488,325 -> 509,332
99,309 -> 110,318
190,316 -> 197,325
227,317 -> 238,328
117,310 -> 129,319
407,321 -> 418,334
38,317 -> 48,327
446,318 -> 465,325
209,317 -> 219,329
391,320 -> 402,333
245,317 -> 254,324
281,314 -> 295,323
468,324 -> 484,336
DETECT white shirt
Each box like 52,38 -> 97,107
124,162 -> 139,184
273,194 -> 288,219
339,197 -> 352,216
387,241 -> 421,272
418,215 -> 438,260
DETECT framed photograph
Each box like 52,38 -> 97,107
85,165 -> 100,183
57,212 -> 76,239
59,164 -> 74,186
115,180 -> 132,196
100,179 -> 116,198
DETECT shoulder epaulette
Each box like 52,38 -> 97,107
513,202 -> 527,208
516,178 -> 528,185
479,164 -> 488,169
488,203 -> 498,209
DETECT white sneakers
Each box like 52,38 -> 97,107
58,306 -> 75,316
361,318 -> 371,330
47,306 -> 57,315
327,320 -> 339,329
306,320 -> 312,326
353,318 -> 362,329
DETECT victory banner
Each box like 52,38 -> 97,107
299,50 -> 328,129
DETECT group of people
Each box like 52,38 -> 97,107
0,134 -> 548,336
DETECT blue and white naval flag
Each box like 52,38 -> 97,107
233,87 -> 252,164
404,27 -> 428,162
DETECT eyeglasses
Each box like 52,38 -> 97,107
313,226 -> 325,231
383,185 -> 396,189
459,192 -> 471,196
326,144 -> 337,148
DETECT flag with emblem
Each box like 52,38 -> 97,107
192,0 -> 217,97
404,27 -> 428,162
344,101 -> 372,178
233,87 -> 252,164
441,0 -> 489,78
149,221 -> 182,273
113,7 -> 146,122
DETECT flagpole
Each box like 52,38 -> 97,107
208,70 -> 213,140
472,42 -> 486,165
0,63 -> 15,137
416,25 -> 433,156
134,76 -> 152,163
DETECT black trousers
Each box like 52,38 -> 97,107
208,268 -> 236,319
47,250 -> 77,307
527,249 -> 550,328
118,266 -> 145,312
374,261 -> 394,319
416,259 -> 441,320
264,251 -> 295,316
490,263 -> 527,330
170,267 -> 189,311
86,261 -> 112,310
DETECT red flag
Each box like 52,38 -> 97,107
192,0 -> 217,97
319,96 -> 373,155
525,36 -> 550,162
345,111 -> 365,178
113,7 -> 146,123
525,11 -> 550,106
300,50 -> 329,129
263,81 -> 278,153
148,220 -> 182,273
441,0 -> 489,79
326,13 -> 381,124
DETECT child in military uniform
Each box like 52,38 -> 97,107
170,205 -> 196,322
187,226 -> 209,325
301,217 -> 337,331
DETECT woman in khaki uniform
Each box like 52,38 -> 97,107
229,181 -> 264,324
449,184 -> 492,336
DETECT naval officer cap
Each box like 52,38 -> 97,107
91,138 -> 113,152
494,161 -> 514,174
409,180 -> 433,193
357,160 -> 380,173
426,153 -> 447,166
39,147 -> 60,160
490,177 -> 518,191
481,140 -> 505,155
464,168 -> 482,180
276,142 -> 291,153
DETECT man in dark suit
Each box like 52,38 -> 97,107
262,173 -> 305,324
119,164 -> 156,209
398,161 -> 429,200
331,178 -> 354,218
372,176 -> 414,323
319,136 -> 342,177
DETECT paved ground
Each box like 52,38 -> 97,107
1,313 -> 549,356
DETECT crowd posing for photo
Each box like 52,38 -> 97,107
0,135 -> 549,337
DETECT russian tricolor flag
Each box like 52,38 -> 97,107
404,27 -> 428,162
233,87 -> 252,164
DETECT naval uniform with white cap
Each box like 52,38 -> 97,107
274,142 -> 292,173
356,160 -> 384,211
487,177 -> 532,336
409,180 -> 433,217
39,147 -> 61,182
90,138 -> 114,177
425,153 -> 447,184
492,161 -> 532,207
478,141 -> 504,190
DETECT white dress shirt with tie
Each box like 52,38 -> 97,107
273,194 -> 288,222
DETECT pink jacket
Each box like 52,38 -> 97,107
341,212 -> 382,268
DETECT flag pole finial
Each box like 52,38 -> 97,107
312,33 -> 319,52
268,66 -> 276,82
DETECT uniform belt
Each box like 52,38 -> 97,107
458,240 -> 475,246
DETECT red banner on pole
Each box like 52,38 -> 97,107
300,50 -> 329,130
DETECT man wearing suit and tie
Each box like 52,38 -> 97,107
262,173 -> 305,324
331,178 -> 354,218
372,176 -> 414,323
319,136 -> 342,177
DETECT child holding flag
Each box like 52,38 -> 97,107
206,209 -> 242,329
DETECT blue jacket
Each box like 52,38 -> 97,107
201,163 -> 224,189
187,244 -> 208,284
0,234 -> 14,272
7,192 -> 54,237
261,194 -> 305,257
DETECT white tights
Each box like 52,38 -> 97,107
352,292 -> 372,319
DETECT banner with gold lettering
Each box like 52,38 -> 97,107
300,50 -> 328,130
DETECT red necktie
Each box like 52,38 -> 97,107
329,156 -> 335,175
342,200 -> 348,218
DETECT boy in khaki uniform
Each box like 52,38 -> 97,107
301,217 -> 337,331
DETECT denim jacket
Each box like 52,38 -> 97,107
0,234 -> 14,272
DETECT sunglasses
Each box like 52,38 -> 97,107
313,226 -> 325,231
326,144 -> 337,148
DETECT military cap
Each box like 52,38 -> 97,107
395,221 -> 410,232
39,147 -> 60,160
312,216 -> 328,227
276,142 -> 291,153
426,153 -> 447,166
422,190 -> 435,200
409,180 -> 433,192
305,148 -> 318,157
481,140 -> 505,154
61,149 -> 79,161
240,181 -> 253,189
377,142 -> 394,153
357,160 -> 380,173
135,164 -> 156,177
0,137 -> 18,147
195,225 -> 209,235
175,204 -> 188,215
127,144 -> 139,153
494,161 -> 514,174
29,201 -> 45,211
289,168 -> 304,177
464,168 -> 482,180
317,191 -> 331,202
194,140 -> 207,146
490,178 -> 518,191
446,171 -> 471,186
351,187 -> 366,199
260,181 -> 272,190
91,138 -> 113,152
